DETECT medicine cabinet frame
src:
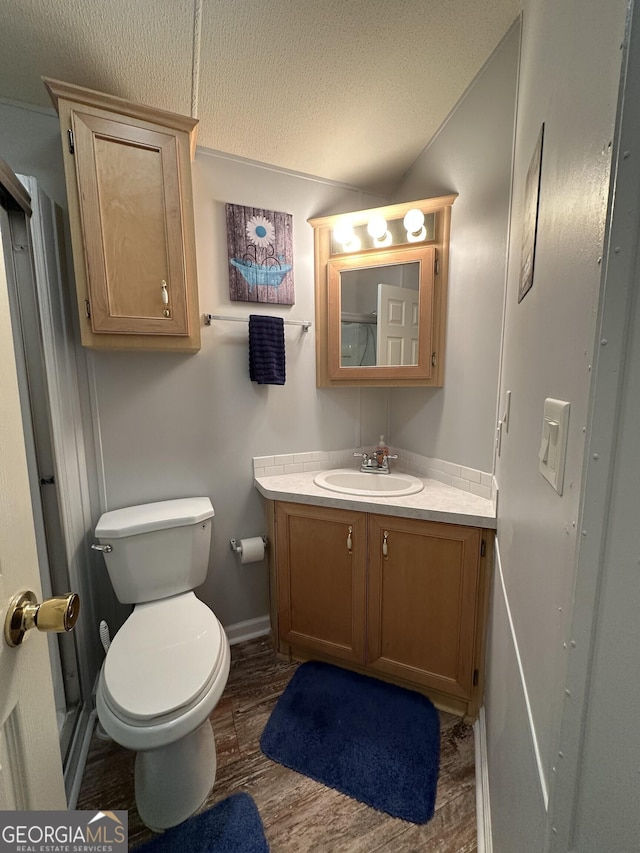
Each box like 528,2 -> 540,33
309,194 -> 456,388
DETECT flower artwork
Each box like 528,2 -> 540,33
226,204 -> 295,304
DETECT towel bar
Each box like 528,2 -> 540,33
204,314 -> 311,331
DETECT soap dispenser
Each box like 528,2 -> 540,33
375,435 -> 389,466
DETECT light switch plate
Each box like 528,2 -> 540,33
539,398 -> 570,494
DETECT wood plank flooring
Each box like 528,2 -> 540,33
77,637 -> 477,851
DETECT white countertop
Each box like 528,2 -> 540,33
255,469 -> 497,529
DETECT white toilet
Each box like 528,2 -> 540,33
93,497 -> 230,830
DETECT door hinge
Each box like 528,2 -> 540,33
39,475 -> 55,486
473,669 -> 479,686
431,352 -> 437,368
434,256 -> 440,275
480,539 -> 486,557
68,129 -> 75,154
84,298 -> 91,319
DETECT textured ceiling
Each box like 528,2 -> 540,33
0,0 -> 520,195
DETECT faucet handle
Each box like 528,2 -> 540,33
353,451 -> 368,460
386,454 -> 399,460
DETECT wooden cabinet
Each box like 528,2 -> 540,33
275,503 -> 367,664
271,501 -> 492,719
44,78 -> 201,352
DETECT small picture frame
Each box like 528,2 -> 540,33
518,123 -> 544,304
225,203 -> 295,305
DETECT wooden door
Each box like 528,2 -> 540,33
367,515 -> 481,699
72,109 -> 189,335
275,502 -> 366,663
0,171 -> 66,809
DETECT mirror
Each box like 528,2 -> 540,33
338,260 -> 421,367
310,195 -> 456,387
327,247 -> 434,379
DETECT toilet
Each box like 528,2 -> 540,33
93,497 -> 230,830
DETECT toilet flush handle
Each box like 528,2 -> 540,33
91,543 -> 113,553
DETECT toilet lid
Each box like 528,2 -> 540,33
103,593 -> 225,722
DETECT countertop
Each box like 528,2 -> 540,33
254,469 -> 497,529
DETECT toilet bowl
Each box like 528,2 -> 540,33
93,498 -> 230,830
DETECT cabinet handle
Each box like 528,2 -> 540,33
347,526 -> 353,554
382,530 -> 389,558
161,280 -> 169,304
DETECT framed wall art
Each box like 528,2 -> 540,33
518,123 -> 544,304
225,203 -> 295,305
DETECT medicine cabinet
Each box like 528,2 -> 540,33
309,194 -> 456,387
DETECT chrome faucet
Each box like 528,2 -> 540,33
353,450 -> 399,474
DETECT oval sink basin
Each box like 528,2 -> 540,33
313,469 -> 424,497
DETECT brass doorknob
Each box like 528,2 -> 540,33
4,590 -> 80,648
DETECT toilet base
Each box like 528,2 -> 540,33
134,719 -> 217,830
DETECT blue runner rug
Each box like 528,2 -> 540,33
260,661 -> 440,824
134,792 -> 269,852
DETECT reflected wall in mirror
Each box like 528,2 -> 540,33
310,195 -> 456,387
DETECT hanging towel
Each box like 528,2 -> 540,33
249,315 -> 286,385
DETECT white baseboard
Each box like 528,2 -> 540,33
224,614 -> 271,645
474,706 -> 493,853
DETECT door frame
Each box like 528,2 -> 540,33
8,172 -> 104,806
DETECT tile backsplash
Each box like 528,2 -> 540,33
253,447 -> 498,507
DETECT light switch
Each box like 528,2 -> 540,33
539,399 -> 570,494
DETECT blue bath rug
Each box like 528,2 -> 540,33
260,661 -> 440,823
134,792 -> 269,853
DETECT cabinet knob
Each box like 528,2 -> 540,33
382,530 -> 389,558
346,526 -> 353,554
161,280 -> 169,304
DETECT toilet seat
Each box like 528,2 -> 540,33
102,592 -> 225,725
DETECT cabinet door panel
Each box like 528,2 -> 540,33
276,503 -> 366,663
368,515 -> 480,698
72,111 -> 189,335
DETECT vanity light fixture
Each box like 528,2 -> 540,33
366,214 -> 392,248
404,208 -> 426,242
333,219 -> 361,252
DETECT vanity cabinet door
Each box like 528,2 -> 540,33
367,515 -> 481,700
275,502 -> 367,664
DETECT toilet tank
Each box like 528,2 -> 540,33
94,498 -> 214,604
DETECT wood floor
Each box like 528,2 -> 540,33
77,637 -> 477,851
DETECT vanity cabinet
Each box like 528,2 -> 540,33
44,78 -> 201,352
271,501 -> 492,719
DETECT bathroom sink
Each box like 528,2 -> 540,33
313,469 -> 424,497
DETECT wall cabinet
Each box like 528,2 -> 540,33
44,78 -> 201,352
271,501 -> 492,719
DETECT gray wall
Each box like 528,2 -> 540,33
486,0 -> 627,849
85,151 -> 388,629
0,101 -> 389,631
390,21 -> 521,473
0,101 -> 68,208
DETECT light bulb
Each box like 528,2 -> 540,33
404,208 -> 424,234
404,209 -> 426,243
367,214 -> 388,240
334,219 -> 355,247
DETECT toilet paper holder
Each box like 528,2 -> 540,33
229,535 -> 269,554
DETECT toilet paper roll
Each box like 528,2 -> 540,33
238,537 -> 265,564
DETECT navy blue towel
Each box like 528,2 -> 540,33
249,315 -> 286,385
